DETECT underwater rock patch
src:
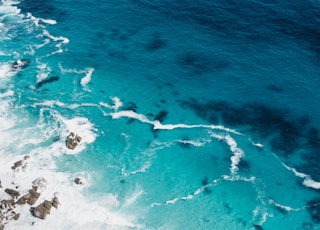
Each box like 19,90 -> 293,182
307,199 -> 320,223
36,76 -> 59,89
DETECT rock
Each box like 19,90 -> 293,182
0,180 -> 2,188
17,194 -> 30,205
12,59 -> 30,70
24,155 -> 30,160
0,224 -> 4,230
13,213 -> 20,220
11,160 -> 23,170
52,196 -> 59,209
5,189 -> 20,199
17,187 -> 40,205
74,177 -> 83,185
66,132 -> 82,150
27,189 -> 40,205
30,200 -> 52,220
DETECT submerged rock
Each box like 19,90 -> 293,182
66,132 -> 82,150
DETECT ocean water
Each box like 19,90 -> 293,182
1,0 -> 320,229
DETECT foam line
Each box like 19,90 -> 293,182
151,178 -> 221,207
99,97 -> 123,111
26,12 -> 57,28
121,161 -> 151,177
268,199 -> 303,212
280,162 -> 320,189
222,135 -> 244,175
109,110 -> 242,135
80,68 -> 94,89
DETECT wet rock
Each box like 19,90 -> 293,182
66,132 -> 82,150
5,189 -> 20,199
28,188 -> 41,205
13,213 -> 20,220
12,59 -> 30,70
17,187 -> 40,205
52,196 -> 59,209
11,160 -> 23,170
30,200 -> 52,220
74,177 -> 83,185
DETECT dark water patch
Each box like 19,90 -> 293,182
238,159 -> 250,172
144,33 -> 166,51
127,118 -> 136,124
147,113 -> 154,118
302,222 -> 313,229
253,224 -> 264,230
177,52 -> 229,74
36,76 -> 59,89
180,98 -> 314,157
266,84 -> 284,93
123,101 -> 138,112
108,50 -> 128,60
201,176 -> 208,186
154,110 -> 168,123
19,0 -> 66,19
307,199 -> 320,224
178,137 -> 193,149
160,99 -> 166,104
52,136 -> 60,142
224,203 -> 232,214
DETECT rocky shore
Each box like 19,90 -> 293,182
0,133 -> 83,229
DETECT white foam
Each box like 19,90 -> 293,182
268,199 -> 297,212
80,68 -> 94,88
0,107 -> 137,229
42,30 -> 69,55
36,61 -> 51,83
54,114 -> 97,155
109,110 -> 242,135
223,135 -> 244,175
121,160 -> 151,177
26,12 -> 56,27
281,162 -> 320,189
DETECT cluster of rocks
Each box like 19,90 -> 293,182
11,156 -> 29,171
0,132 -> 83,229
0,156 -> 60,229
66,132 -> 82,150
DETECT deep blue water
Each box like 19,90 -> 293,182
1,0 -> 320,229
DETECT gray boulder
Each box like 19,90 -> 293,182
5,189 -> 20,199
30,200 -> 52,219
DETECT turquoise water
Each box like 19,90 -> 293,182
1,0 -> 320,229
